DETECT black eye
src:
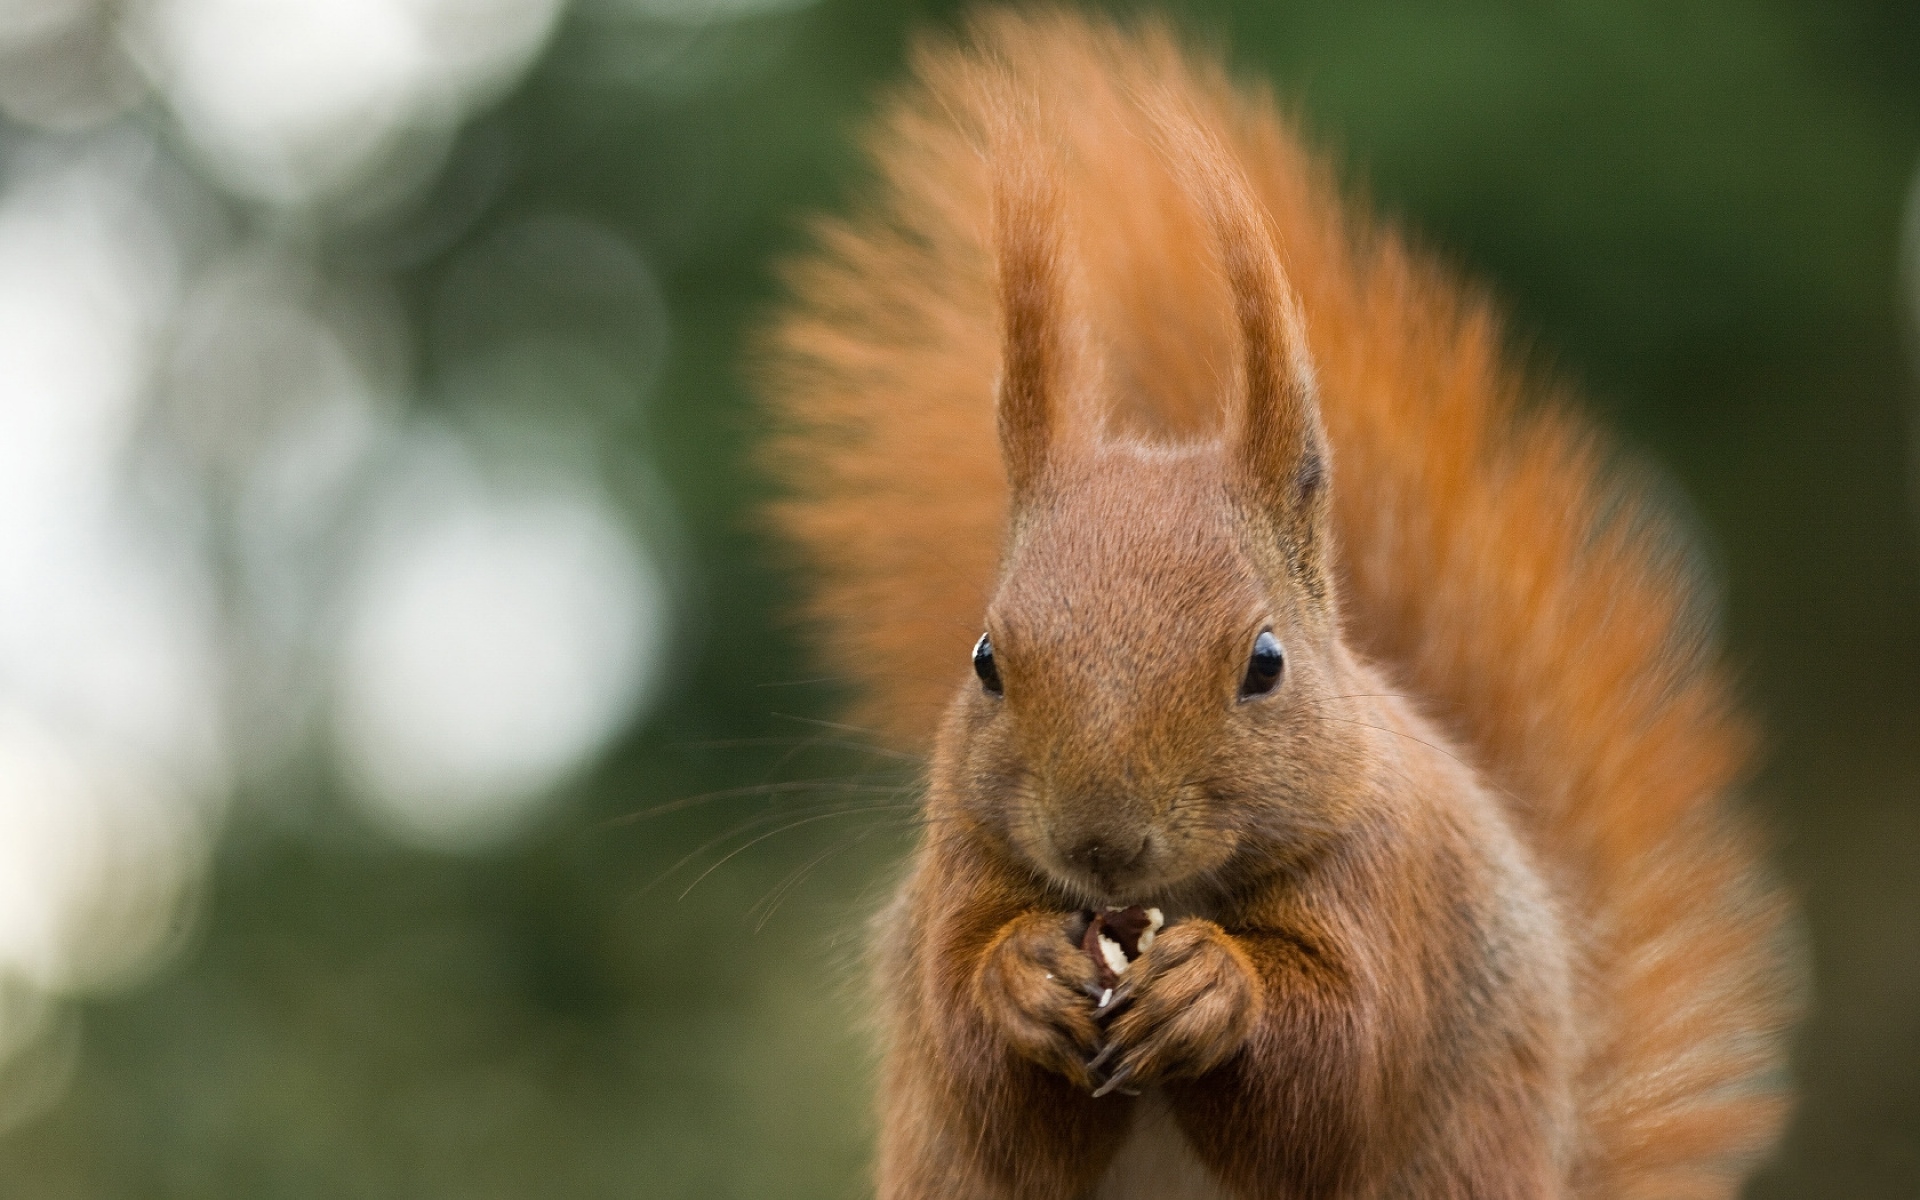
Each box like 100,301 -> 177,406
973,633 -> 1003,696
1239,630 -> 1284,699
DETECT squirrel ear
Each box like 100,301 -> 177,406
991,110 -> 1069,509
1144,90 -> 1333,599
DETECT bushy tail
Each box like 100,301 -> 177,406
759,10 -> 1798,1195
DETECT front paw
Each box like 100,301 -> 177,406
973,911 -> 1105,1089
1089,920 -> 1259,1097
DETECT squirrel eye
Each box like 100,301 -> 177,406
1239,630 -> 1284,700
973,633 -> 1003,696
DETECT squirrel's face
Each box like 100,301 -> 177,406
943,446 -> 1366,907
948,104 -> 1355,905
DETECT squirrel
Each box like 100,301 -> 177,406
760,10 -> 1799,1199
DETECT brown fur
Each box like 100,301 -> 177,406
760,10 -> 1798,1198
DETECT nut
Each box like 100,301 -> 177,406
1080,905 -> 1165,997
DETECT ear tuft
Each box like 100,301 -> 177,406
1139,85 -> 1334,596
990,98 -> 1071,508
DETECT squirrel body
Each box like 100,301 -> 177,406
763,10 -> 1797,1198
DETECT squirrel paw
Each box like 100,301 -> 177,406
973,911 -> 1105,1090
1088,920 -> 1258,1097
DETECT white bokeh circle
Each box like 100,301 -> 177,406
332,428 -> 668,852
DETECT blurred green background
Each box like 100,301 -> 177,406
0,0 -> 1913,1195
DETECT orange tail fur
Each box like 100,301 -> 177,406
761,9 -> 1798,1194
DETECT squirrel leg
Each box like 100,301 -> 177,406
874,1034 -> 1116,1200
1152,922 -> 1381,1196
1089,920 -> 1260,1097
1158,919 -> 1566,1198
972,910 -> 1107,1089
874,860 -> 1130,1198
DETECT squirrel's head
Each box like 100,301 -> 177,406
935,100 -> 1373,907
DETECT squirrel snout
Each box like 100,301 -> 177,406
1057,830 -> 1153,892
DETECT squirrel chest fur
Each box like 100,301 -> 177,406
762,10 -> 1797,1199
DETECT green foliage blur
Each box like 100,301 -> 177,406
2,1 -> 1916,1195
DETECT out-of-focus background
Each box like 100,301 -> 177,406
0,0 -> 1912,1194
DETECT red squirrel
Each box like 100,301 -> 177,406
761,10 -> 1798,1198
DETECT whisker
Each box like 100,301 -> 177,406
1315,692 -> 1415,704
767,712 -> 904,742
1300,713 -> 1476,772
676,804 -> 934,902
1300,712 -> 1530,810
601,778 -> 913,830
747,819 -> 922,932
748,838 -> 863,930
676,735 -> 920,762
746,710 -> 924,778
637,797 -> 922,898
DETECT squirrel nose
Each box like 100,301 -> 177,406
1066,833 -> 1151,883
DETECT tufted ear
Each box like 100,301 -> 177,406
1144,90 -> 1333,603
990,107 -> 1071,512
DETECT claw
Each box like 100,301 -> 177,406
1091,1062 -> 1137,1099
1080,981 -> 1108,1003
1094,982 -> 1135,1020
1087,1041 -> 1122,1073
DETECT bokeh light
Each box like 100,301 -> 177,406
331,425 -> 666,851
136,0 -> 565,206
0,0 -> 142,130
0,130 -> 221,1130
0,0 -> 683,1136
0,714 -> 209,997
